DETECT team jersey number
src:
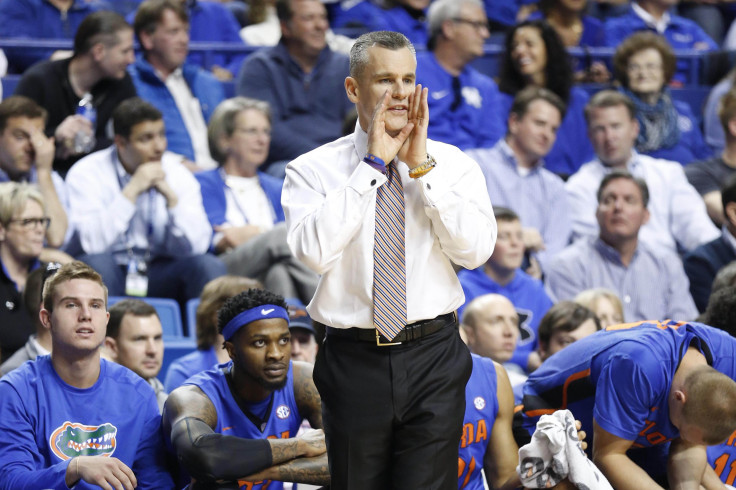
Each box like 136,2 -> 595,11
458,456 -> 478,489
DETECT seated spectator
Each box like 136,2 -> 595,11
288,301 -> 317,364
164,275 -> 258,392
66,97 -> 226,306
468,87 -> 572,269
461,294 -> 527,388
162,288 -> 329,488
128,0 -> 247,81
236,0 -> 352,178
0,183 -> 48,361
536,300 -> 600,363
0,0 -> 108,74
574,287 -> 625,328
612,32 -> 710,165
0,264 -> 53,376
240,0 -> 354,54
14,10 -> 137,177
416,0 -> 504,150
549,170 -> 698,321
131,0 -> 224,169
566,90 -> 718,255
0,261 -> 174,489
684,174 -> 736,313
197,97 -> 319,303
332,0 -> 430,47
603,0 -> 718,84
497,20 -> 594,177
0,97 -> 68,249
104,299 -> 167,412
687,86 -> 736,226
526,0 -> 604,48
704,68 -> 736,154
483,0 -> 523,34
457,207 -> 554,372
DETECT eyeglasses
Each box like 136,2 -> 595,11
9,217 -> 51,230
626,62 -> 662,74
452,18 -> 490,32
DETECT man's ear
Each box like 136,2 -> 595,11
345,76 -> 360,104
103,337 -> 118,361
39,308 -> 52,331
91,42 -> 106,63
139,31 -> 154,52
224,341 -> 235,361
0,221 -> 6,241
725,201 -> 736,226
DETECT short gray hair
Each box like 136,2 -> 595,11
0,182 -> 44,227
207,97 -> 271,164
427,0 -> 483,50
349,31 -> 415,79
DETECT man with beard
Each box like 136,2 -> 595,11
162,288 -> 329,489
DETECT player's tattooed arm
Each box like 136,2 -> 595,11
293,361 -> 323,429
163,385 -> 218,432
244,452 -> 330,486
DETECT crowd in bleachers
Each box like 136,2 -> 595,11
2,0 -> 736,488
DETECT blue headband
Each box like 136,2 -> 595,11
221,304 -> 289,341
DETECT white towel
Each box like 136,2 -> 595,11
517,409 -> 613,489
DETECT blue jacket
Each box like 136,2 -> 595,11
333,1 -> 428,47
683,233 -> 736,313
195,168 -> 285,251
603,6 -> 718,84
129,56 -> 224,161
236,42 -> 351,165
0,0 -> 107,73
416,51 -> 504,150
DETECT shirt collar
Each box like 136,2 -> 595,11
498,139 -> 544,174
594,236 -> 639,265
352,122 -> 369,162
632,2 -> 671,34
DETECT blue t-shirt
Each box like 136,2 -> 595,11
0,356 -> 173,490
416,51 -> 504,150
458,267 -> 554,371
520,321 -> 736,470
184,361 -> 303,490
163,346 -> 219,393
459,354 -> 499,490
498,87 -> 594,177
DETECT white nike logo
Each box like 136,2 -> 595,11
431,90 -> 450,100
261,308 -> 275,315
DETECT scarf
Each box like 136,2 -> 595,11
621,87 -> 680,152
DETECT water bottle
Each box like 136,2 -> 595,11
74,93 -> 97,154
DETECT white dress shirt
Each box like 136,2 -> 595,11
566,152 -> 719,254
282,125 -> 497,329
66,146 -> 212,261
164,68 -> 217,169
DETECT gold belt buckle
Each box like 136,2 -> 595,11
376,330 -> 402,346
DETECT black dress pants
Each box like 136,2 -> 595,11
313,319 -> 472,490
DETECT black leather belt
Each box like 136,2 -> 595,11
322,312 -> 456,345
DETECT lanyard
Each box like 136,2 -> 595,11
112,150 -> 155,258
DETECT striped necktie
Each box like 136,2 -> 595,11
373,160 -> 407,341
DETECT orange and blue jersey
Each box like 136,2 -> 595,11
519,321 -> 736,474
184,361 -> 303,490
459,355 -> 499,489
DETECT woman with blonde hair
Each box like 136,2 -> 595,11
0,182 -> 48,361
574,288 -> 624,328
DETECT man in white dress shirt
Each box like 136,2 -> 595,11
282,30 -> 496,489
66,97 -> 225,306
